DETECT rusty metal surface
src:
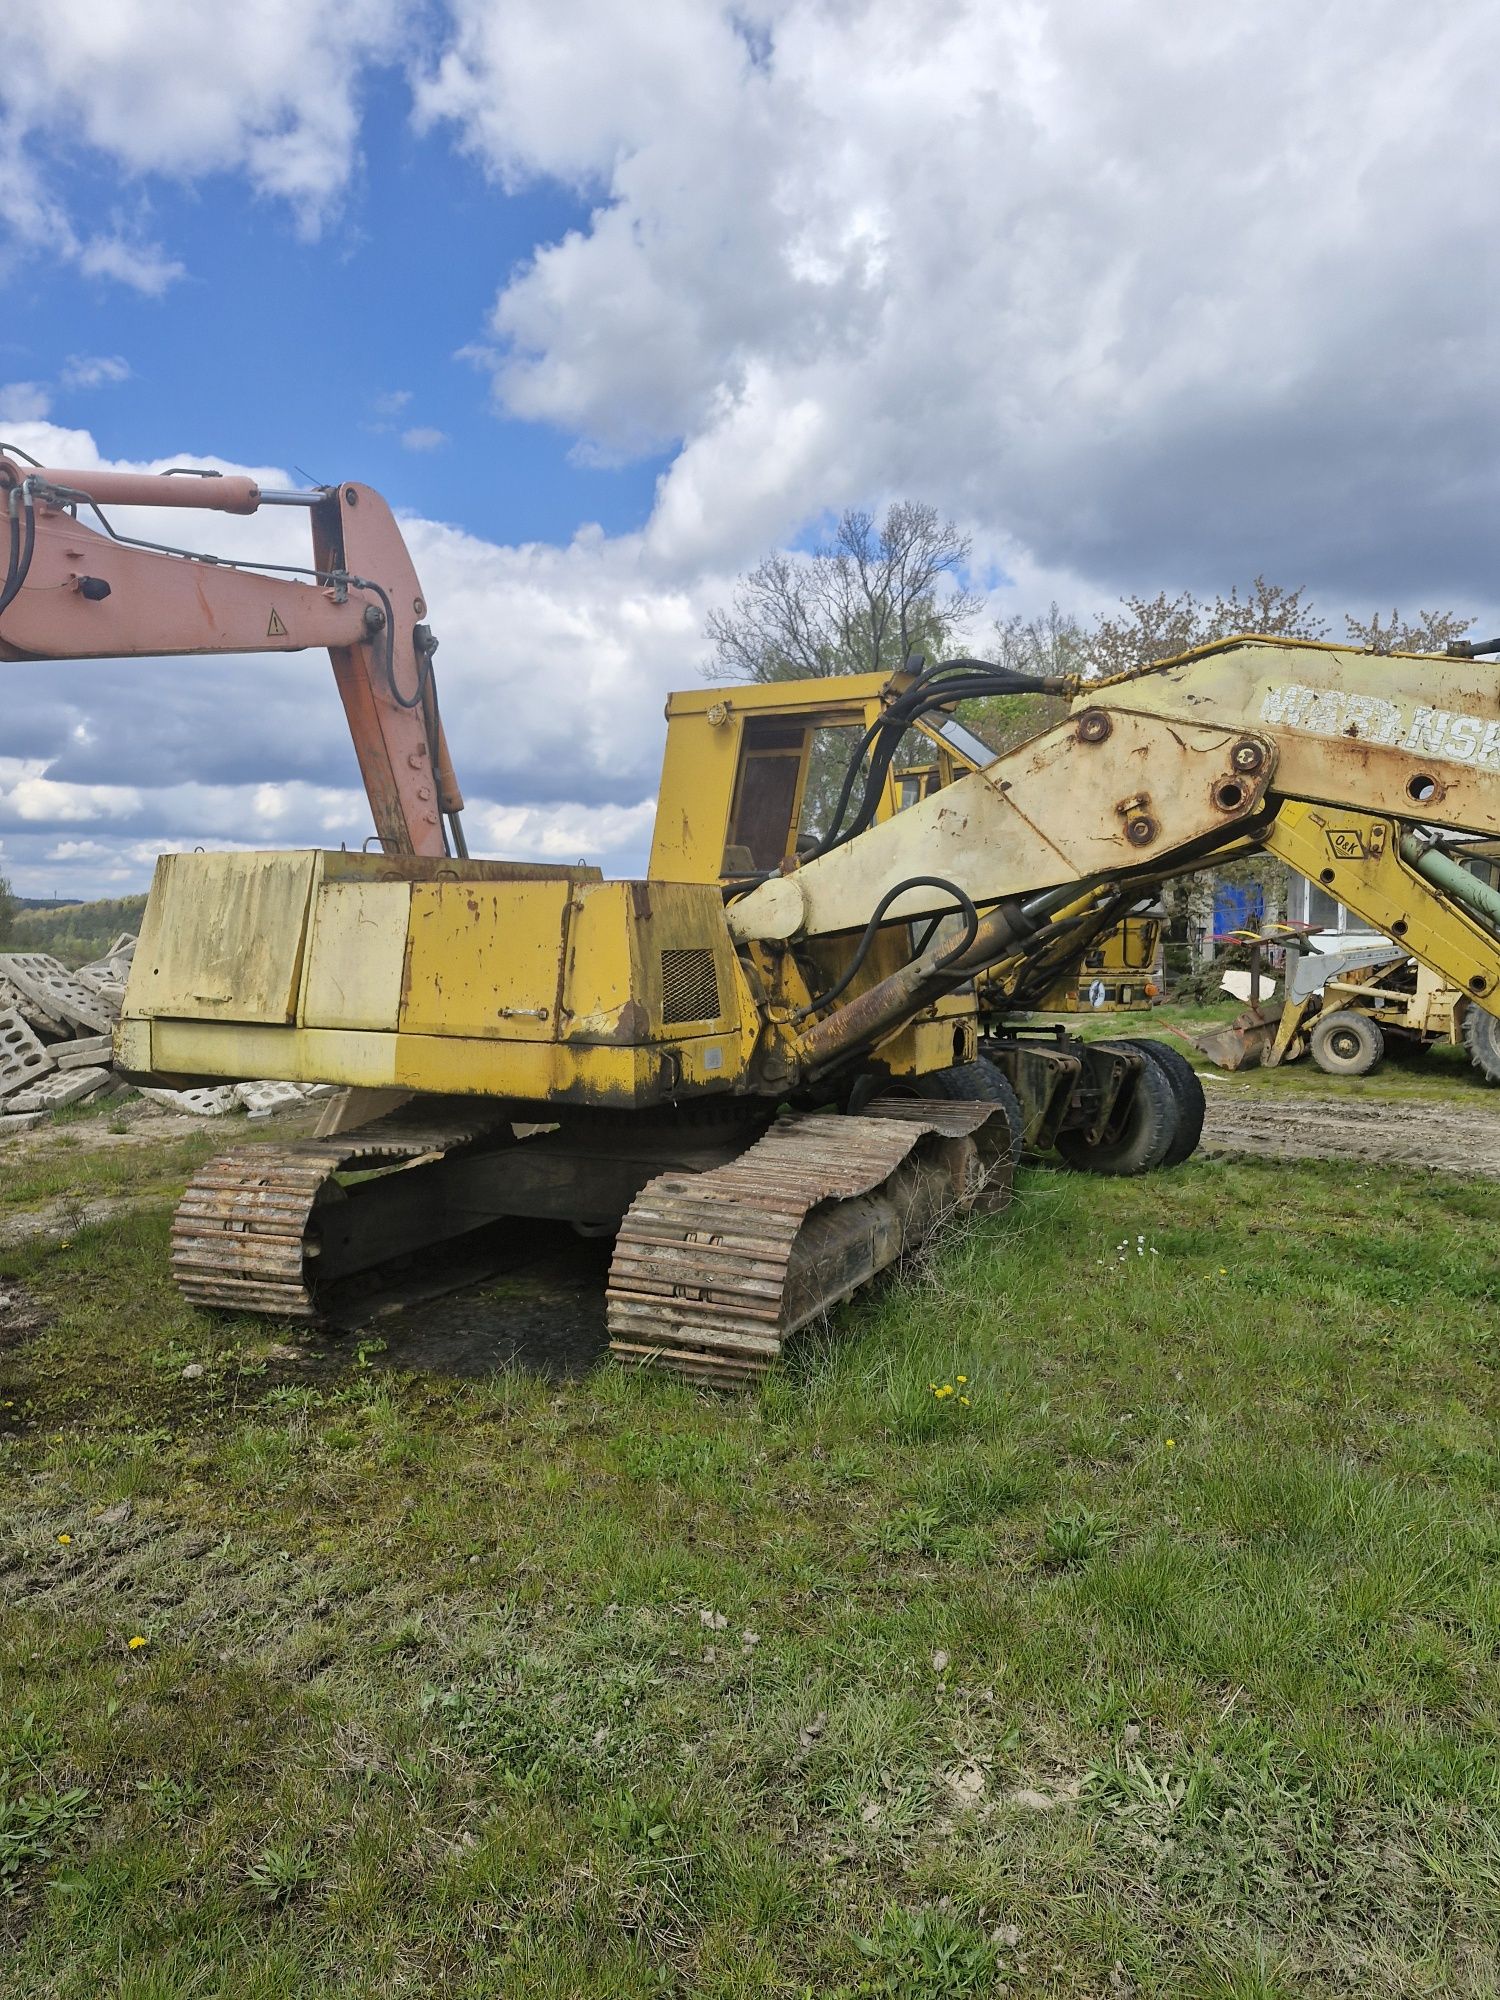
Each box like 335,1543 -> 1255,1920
170,1107 -> 508,1319
606,1100 -> 1011,1386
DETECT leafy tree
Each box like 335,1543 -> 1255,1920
0,874 -> 13,947
705,502 -> 982,683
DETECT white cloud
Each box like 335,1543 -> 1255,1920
75,236 -> 185,296
3,5 -> 1499,896
0,760 -> 143,823
0,381 -> 51,421
400,426 -> 448,452
46,839 -> 113,861
0,0 -> 408,266
423,0 -> 1500,600
59,355 -> 132,391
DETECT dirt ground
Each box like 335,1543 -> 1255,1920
1199,1080 -> 1500,1178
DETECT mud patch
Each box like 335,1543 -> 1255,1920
0,1280 -> 47,1350
326,1221 -> 612,1380
1200,1089 -> 1500,1179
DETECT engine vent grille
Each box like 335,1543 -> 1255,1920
660,948 -> 721,1025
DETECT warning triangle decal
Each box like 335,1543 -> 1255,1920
267,608 -> 288,638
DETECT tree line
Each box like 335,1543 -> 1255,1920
705,499 -> 1472,720
0,893 -> 147,966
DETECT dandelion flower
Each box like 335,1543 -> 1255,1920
1165,1438 -> 1176,1449
959,1396 -> 971,1407
56,1532 -> 72,1545
957,1376 -> 968,1386
128,1635 -> 148,1650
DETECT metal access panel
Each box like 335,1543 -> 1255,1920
400,878 -> 573,1041
300,878 -> 412,1032
128,850 -> 318,1024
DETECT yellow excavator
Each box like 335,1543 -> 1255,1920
7,448 -> 1500,1381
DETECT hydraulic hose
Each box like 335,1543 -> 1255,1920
0,485 -> 38,621
804,655 -> 1068,861
792,874 -> 979,1021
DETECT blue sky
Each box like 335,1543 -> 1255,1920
0,1 -> 1495,899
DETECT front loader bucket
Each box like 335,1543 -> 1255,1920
1178,1006 -> 1282,1072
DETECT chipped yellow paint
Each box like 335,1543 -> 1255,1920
138,1017 -> 747,1107
402,878 -> 572,1042
124,851 -> 762,1108
1264,800 -> 1500,1015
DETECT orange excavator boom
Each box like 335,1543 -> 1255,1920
0,450 -> 465,858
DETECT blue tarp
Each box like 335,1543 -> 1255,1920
1213,880 -> 1265,936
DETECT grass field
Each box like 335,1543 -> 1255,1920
2,1079 -> 1499,1995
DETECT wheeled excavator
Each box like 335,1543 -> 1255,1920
7,446 -> 1500,1382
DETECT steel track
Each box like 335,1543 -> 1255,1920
170,1107 -> 509,1318
606,1100 -> 1012,1385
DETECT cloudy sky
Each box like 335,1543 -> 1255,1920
1,0 -> 1495,898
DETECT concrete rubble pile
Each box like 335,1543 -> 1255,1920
0,936 -> 332,1137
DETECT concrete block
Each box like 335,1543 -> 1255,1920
137,1085 -> 239,1117
56,1035 -> 114,1069
9,1066 -> 113,1112
0,1109 -> 46,1137
3,983 -> 69,1037
0,955 -> 115,1035
0,1008 -> 57,1104
77,936 -> 136,995
0,1009 -> 57,1101
233,1080 -> 308,1118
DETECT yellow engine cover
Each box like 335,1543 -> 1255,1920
119,850 -> 759,1107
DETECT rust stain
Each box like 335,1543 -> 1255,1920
580,998 -> 653,1046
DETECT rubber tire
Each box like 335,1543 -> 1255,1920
1055,1048 -> 1178,1177
1121,1038 -> 1205,1167
1309,1009 -> 1384,1076
892,1058 -> 1024,1172
1462,1003 -> 1500,1084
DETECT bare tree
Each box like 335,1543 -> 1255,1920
705,502 -> 982,682
992,600 -> 1087,678
0,873 -> 12,947
1344,606 -> 1474,654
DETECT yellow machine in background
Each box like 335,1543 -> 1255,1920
1043,912 -> 1163,1013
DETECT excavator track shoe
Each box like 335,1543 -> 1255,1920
606,1100 -> 1013,1386
171,1107 -> 510,1320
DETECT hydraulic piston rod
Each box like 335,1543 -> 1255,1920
1401,832 -> 1500,933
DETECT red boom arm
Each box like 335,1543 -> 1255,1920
0,454 -> 465,858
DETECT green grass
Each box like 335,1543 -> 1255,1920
1,1112 -> 1498,1994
